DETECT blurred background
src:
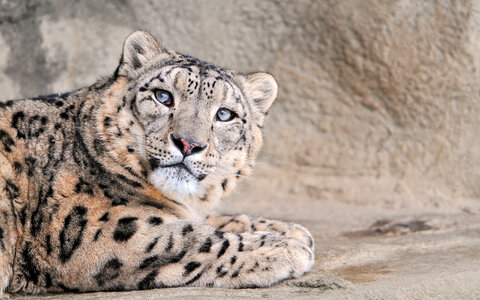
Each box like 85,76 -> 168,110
1,0 -> 480,219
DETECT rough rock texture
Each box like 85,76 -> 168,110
2,0 -> 480,209
2,0 -> 480,298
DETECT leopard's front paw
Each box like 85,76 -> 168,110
285,237 -> 315,278
206,214 -> 315,251
287,223 -> 314,250
258,219 -> 314,251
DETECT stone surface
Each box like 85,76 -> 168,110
1,0 -> 480,208
2,0 -> 480,298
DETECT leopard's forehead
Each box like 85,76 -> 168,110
134,57 -> 248,115
141,57 -> 238,93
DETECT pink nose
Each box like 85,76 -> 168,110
171,135 -> 205,157
179,138 -> 200,156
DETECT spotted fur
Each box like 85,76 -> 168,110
0,31 -> 314,296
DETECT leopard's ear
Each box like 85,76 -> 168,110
243,72 -> 278,113
116,31 -> 166,77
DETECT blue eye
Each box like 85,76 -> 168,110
216,108 -> 236,122
154,89 -> 173,106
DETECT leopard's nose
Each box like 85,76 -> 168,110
170,134 -> 206,157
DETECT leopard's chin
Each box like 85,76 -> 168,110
149,165 -> 199,197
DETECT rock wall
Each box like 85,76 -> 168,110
1,0 -> 479,210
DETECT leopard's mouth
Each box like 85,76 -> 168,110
148,157 -> 206,181
163,162 -> 194,175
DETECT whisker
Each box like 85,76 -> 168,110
213,166 -> 250,179
98,134 -> 251,180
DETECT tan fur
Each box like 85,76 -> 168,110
0,31 -> 313,296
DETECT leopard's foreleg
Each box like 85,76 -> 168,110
47,209 -> 314,291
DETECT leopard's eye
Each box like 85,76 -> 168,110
216,108 -> 236,122
154,89 -> 173,107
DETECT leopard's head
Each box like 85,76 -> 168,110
100,31 -> 277,209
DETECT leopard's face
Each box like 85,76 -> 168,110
108,31 -> 277,204
132,63 -> 252,197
